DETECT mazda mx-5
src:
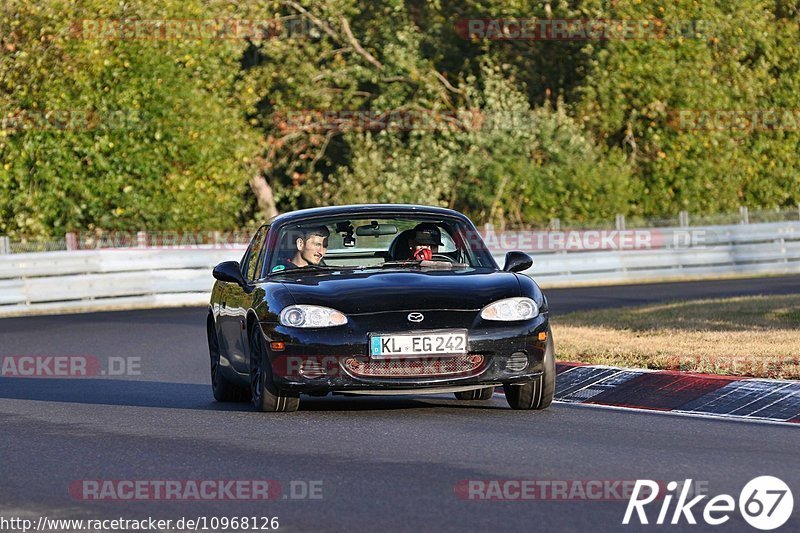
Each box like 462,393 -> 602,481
207,204 -> 554,412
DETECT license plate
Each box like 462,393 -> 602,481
369,330 -> 468,358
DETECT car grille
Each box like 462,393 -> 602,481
343,355 -> 484,378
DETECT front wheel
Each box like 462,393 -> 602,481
249,324 -> 299,412
454,387 -> 495,400
504,329 -> 555,410
208,316 -> 248,402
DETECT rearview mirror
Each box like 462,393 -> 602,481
213,261 -> 247,287
502,251 -> 533,273
356,222 -> 398,237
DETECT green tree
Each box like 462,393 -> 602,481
576,0 -> 800,215
0,0 -> 260,237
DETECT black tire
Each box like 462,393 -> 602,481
208,316 -> 248,402
503,329 -> 555,410
454,387 -> 495,400
249,324 -> 299,412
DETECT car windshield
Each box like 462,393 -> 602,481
267,215 -> 495,274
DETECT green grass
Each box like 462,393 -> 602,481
551,294 -> 800,379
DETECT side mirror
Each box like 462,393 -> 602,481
213,261 -> 247,287
503,251 -> 533,273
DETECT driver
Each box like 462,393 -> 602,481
408,223 -> 443,261
272,225 -> 329,272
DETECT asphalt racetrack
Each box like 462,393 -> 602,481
1,275 -> 799,532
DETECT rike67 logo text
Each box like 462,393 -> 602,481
624,477 -> 793,530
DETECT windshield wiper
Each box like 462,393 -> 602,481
304,263 -> 339,270
380,260 -> 467,270
268,263 -> 360,276
380,260 -> 422,268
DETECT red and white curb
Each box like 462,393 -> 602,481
548,363 -> 800,423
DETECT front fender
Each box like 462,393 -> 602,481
514,273 -> 547,313
254,281 -> 296,323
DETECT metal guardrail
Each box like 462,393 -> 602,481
1,221 -> 799,316
504,221 -> 800,285
0,248 -> 246,316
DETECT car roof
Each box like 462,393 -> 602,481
267,204 -> 472,227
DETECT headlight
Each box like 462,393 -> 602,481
279,305 -> 348,328
480,297 -> 539,321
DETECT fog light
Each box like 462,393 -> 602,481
506,352 -> 528,373
468,354 -> 484,365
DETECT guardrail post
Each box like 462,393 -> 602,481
615,214 -> 626,231
65,232 -> 78,251
0,235 -> 9,255
679,211 -> 689,228
740,206 -> 749,225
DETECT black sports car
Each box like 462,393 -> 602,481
207,204 -> 554,412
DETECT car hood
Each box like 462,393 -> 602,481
277,268 -> 520,315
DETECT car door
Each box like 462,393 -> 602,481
220,225 -> 269,373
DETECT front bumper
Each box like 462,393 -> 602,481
259,312 -> 549,393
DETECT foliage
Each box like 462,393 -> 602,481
0,0 -> 797,237
0,0 -> 259,237
575,0 -> 800,215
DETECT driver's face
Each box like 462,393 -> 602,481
298,235 -> 328,265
